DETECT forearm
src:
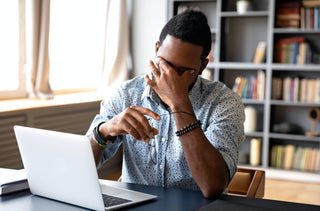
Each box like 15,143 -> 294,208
90,135 -> 105,167
173,102 -> 229,198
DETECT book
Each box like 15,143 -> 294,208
257,70 -> 265,100
316,78 -> 320,102
283,76 -> 291,101
297,42 -> 307,65
293,147 -> 303,170
0,168 -> 29,195
271,77 -> 282,100
299,78 -> 308,102
301,7 -> 306,29
283,145 -> 295,170
293,77 -> 299,102
307,79 -> 316,102
270,145 -> 278,167
275,145 -> 283,168
276,37 -> 306,64
253,41 -> 266,64
315,7 -> 319,30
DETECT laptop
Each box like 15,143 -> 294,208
13,125 -> 157,211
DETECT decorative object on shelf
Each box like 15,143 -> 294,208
306,107 -> 320,137
272,122 -> 304,135
244,106 -> 257,132
250,138 -> 261,166
236,0 -> 251,14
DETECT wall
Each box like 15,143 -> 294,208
131,0 -> 167,76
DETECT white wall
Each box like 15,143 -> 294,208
131,0 -> 167,76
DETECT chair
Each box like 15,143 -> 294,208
227,168 -> 265,198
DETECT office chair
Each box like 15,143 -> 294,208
227,168 -> 265,198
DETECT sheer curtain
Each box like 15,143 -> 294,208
25,0 -> 129,99
100,0 -> 129,95
25,0 -> 53,99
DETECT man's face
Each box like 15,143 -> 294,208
155,35 -> 207,89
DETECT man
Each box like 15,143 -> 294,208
86,10 -> 245,198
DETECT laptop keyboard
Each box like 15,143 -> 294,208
102,194 -> 132,207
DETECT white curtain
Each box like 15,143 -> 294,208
100,0 -> 129,94
25,0 -> 53,99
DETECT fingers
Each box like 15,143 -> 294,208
156,57 -> 171,74
122,106 -> 161,143
144,74 -> 156,89
148,60 -> 161,78
131,106 -> 161,121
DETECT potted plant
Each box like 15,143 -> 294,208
236,0 -> 252,14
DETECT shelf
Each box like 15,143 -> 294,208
221,11 -> 269,17
170,0 -> 320,183
271,64 -> 320,71
242,99 -> 265,105
218,62 -> 267,69
245,131 -> 264,137
207,62 -> 218,69
238,165 -> 320,183
265,168 -> 320,183
270,100 -> 320,107
269,133 -> 320,142
273,28 -> 320,34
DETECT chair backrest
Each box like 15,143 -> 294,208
227,168 -> 265,198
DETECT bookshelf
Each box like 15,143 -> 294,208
168,0 -> 320,182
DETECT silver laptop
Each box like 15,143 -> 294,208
14,125 -> 157,211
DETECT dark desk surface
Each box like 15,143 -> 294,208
1,180 -> 319,211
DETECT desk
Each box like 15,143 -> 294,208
0,180 -> 319,211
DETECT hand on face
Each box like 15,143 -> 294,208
107,106 -> 160,143
145,57 -> 192,109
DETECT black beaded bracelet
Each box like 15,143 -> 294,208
175,120 -> 201,137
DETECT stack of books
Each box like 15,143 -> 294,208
276,1 -> 301,28
232,70 -> 265,100
0,168 -> 29,195
272,76 -> 320,103
276,37 -> 312,64
270,145 -> 320,172
301,0 -> 320,29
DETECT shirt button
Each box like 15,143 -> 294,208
161,137 -> 166,142
159,164 -> 164,169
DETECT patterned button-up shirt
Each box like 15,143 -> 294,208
86,75 -> 245,191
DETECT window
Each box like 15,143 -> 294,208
49,0 -> 108,93
0,0 -> 25,99
0,0 -> 108,99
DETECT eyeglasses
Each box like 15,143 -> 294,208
149,137 -> 157,165
146,111 -> 194,165
146,113 -> 168,165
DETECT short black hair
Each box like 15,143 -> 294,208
159,10 -> 212,61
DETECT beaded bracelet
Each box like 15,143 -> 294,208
175,120 -> 201,137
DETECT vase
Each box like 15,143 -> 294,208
236,1 -> 250,14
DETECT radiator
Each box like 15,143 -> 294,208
0,101 -> 100,169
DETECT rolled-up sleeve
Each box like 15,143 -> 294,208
204,90 -> 245,182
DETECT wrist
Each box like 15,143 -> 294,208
170,100 -> 193,113
93,122 -> 116,147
